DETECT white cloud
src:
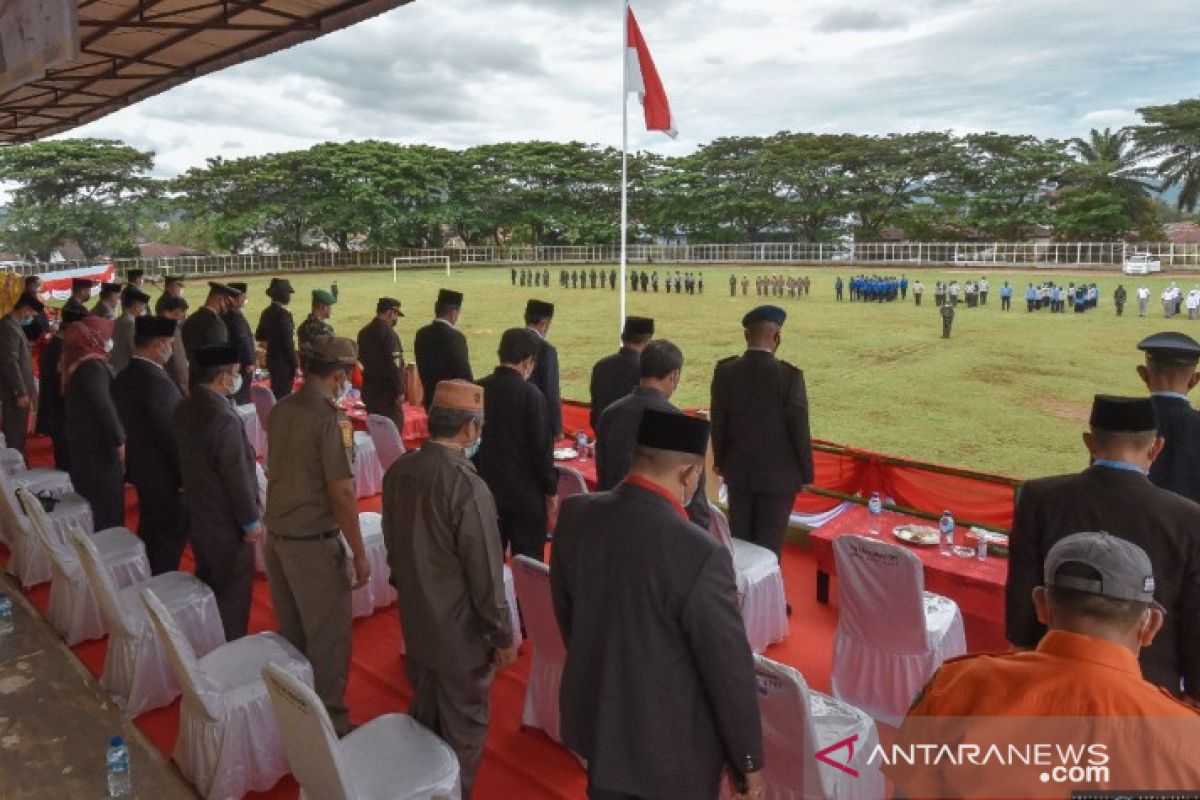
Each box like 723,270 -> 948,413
60,0 -> 1200,175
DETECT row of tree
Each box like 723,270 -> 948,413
2,98 -> 1199,260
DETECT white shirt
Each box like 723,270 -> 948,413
1138,287 -> 1150,300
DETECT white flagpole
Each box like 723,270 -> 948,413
618,0 -> 629,335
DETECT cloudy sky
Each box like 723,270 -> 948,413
68,0 -> 1199,178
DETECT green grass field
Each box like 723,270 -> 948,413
181,265 -> 1200,478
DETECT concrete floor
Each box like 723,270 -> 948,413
0,572 -> 195,799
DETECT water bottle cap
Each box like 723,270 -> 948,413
110,736 -> 123,747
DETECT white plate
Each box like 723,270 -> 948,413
553,448 -> 578,461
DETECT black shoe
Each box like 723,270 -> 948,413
786,604 -> 793,617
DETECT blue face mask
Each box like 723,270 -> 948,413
464,437 -> 482,459
19,316 -> 32,327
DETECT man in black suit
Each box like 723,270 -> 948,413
175,345 -> 262,640
553,409 -> 763,799
588,316 -> 653,431
414,289 -> 472,410
1006,395 -> 1200,701
475,328 -> 557,561
710,305 -> 813,559
62,278 -> 94,317
357,297 -> 406,432
91,282 -> 122,319
255,278 -> 298,401
595,339 -> 710,529
154,275 -> 185,315
37,308 -> 87,470
112,316 -> 185,574
1137,332 -> 1200,504
525,299 -> 562,438
181,282 -> 238,387
222,282 -> 255,405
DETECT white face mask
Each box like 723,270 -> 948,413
104,340 -> 114,353
229,374 -> 244,397
158,342 -> 173,364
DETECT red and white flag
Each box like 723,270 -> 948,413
625,5 -> 677,139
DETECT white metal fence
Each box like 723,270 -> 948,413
22,240 -> 1200,277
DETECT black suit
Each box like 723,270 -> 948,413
357,317 -> 404,431
1148,394 -> 1200,504
35,335 -> 69,469
113,358 -> 185,574
413,319 -> 472,410
588,347 -> 640,431
528,329 -> 562,437
181,307 -> 228,387
475,366 -> 556,560
223,308 -> 255,405
595,386 -> 710,529
175,385 -> 261,640
710,349 -> 814,558
62,297 -> 90,318
65,359 -> 126,531
552,484 -> 762,798
1007,465 -> 1200,699
255,301 -> 298,400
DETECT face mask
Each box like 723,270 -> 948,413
104,340 -> 114,353
336,376 -> 351,400
464,437 -> 482,459
229,374 -> 244,397
19,316 -> 32,327
158,342 -> 174,363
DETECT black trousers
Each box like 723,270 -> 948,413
1001,296 -> 1011,310
498,505 -> 547,562
137,482 -> 187,575
268,358 -> 295,400
726,486 -> 794,559
192,529 -> 254,641
2,400 -> 28,453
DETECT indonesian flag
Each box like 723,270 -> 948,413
626,5 -> 677,139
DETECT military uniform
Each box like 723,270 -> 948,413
181,306 -> 229,386
357,301 -> 406,432
297,313 -> 334,349
940,302 -> 954,338
414,309 -> 472,411
264,374 -> 358,733
256,285 -> 299,400
0,312 -> 35,452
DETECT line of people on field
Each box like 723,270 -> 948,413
752,274 -> 810,298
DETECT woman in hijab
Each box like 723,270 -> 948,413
62,315 -> 126,530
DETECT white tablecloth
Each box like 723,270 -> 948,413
236,403 -> 267,459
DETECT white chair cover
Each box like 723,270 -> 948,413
262,662 -> 461,800
236,403 -> 268,460
17,488 -> 148,645
251,383 -> 276,433
142,588 -> 313,799
549,465 -> 588,532
71,527 -> 224,717
0,447 -> 26,475
353,431 -> 384,499
830,535 -> 967,726
11,466 -> 74,497
510,555 -> 566,744
709,505 -> 789,654
350,512 -> 397,618
1,459 -> 93,586
254,463 -> 269,573
740,655 -> 885,800
366,414 -> 406,472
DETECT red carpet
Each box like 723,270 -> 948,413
10,434 -> 865,799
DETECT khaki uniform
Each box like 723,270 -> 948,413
263,380 -> 357,733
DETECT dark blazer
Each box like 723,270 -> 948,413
710,349 -> 814,494
1149,394 -> 1200,504
413,319 -> 472,410
255,301 -> 298,399
0,314 -> 35,402
528,330 -> 562,436
63,297 -> 90,317
357,317 -> 404,413
223,307 -> 255,405
65,359 -> 126,531
35,334 -> 64,436
595,386 -> 710,529
551,484 -> 763,798
1007,465 -> 1200,699
181,307 -> 228,385
112,358 -> 183,492
588,346 -> 640,431
474,366 -> 556,516
174,385 -> 260,545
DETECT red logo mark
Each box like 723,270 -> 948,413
815,734 -> 859,777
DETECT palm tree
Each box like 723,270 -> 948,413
1066,127 -> 1156,205
1133,99 -> 1200,211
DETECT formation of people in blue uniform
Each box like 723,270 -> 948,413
1022,281 -> 1101,313
843,274 -> 909,302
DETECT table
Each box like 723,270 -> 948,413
809,505 -> 1009,650
340,401 -> 429,452
554,439 -> 597,488
235,403 -> 267,458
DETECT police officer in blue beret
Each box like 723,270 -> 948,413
1138,331 -> 1200,504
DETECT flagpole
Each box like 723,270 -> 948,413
618,0 -> 629,335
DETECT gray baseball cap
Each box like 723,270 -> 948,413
1044,532 -> 1158,605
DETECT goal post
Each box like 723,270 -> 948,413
392,255 -> 452,282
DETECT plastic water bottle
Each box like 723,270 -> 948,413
106,736 -> 132,798
938,511 -> 955,556
976,530 -> 989,562
867,492 -> 882,534
575,431 -> 589,461
0,592 -> 13,635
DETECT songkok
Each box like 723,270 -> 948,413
1045,532 -> 1159,605
14,294 -> 44,313
127,269 -> 145,282
207,281 -> 241,298
622,316 -> 655,338
99,282 -> 123,297
437,289 -> 464,308
312,288 -> 337,306
742,305 -> 787,328
195,344 -> 240,368
121,286 -> 151,306
1089,395 -> 1156,432
525,299 -> 555,320
72,278 -> 96,292
303,335 -> 357,367
227,282 -> 248,295
164,275 -> 184,287
637,408 -> 710,457
377,297 -> 404,315
61,308 -> 89,327
432,379 -> 484,412
267,278 -> 295,295
135,315 -> 177,339
159,296 -> 189,313
1137,331 -> 1200,365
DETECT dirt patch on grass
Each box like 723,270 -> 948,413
1031,396 -> 1090,424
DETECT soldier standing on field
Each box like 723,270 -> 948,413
297,289 -> 336,349
940,301 -> 955,339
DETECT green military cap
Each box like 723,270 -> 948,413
303,335 -> 357,367
312,289 -> 337,305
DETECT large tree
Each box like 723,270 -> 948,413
958,133 -> 1069,239
1134,98 -> 1200,212
0,138 -> 156,260
1054,127 -> 1156,240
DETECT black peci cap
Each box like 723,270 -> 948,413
1137,331 -> 1200,366
437,289 -> 463,308
100,282 -> 123,296
127,269 -> 145,281
71,278 -> 96,291
1089,395 -> 1157,433
622,316 -> 655,338
525,299 -> 555,321
207,281 -> 241,298
267,278 -> 295,295
195,344 -> 240,368
134,315 -> 177,339
121,286 -> 151,306
636,408 -> 710,456
61,308 -> 89,327
158,295 -> 189,313
14,294 -> 44,313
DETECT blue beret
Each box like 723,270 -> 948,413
742,305 -> 787,328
